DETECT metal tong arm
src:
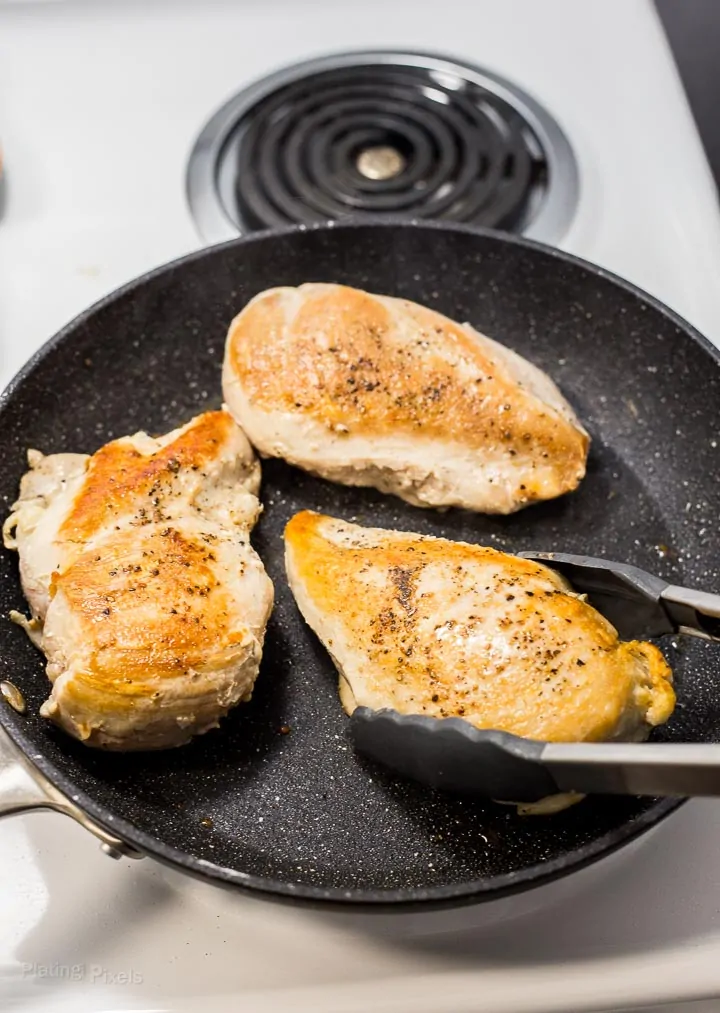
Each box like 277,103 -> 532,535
519,551 -> 720,642
660,585 -> 720,642
542,742 -> 720,798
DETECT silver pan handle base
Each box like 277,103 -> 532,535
0,724 -> 143,859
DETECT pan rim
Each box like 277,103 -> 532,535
0,716 -> 685,908
0,217 -> 709,907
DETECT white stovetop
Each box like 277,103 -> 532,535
1,0 -> 720,372
2,1 -> 720,1011
5,804 -> 720,1013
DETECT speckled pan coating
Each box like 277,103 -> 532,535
0,221 -> 718,909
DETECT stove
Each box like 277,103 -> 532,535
186,51 -> 578,243
2,1 -> 720,1011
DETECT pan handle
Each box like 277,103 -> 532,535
0,725 -> 143,860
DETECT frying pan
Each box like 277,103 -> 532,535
0,220 -> 718,909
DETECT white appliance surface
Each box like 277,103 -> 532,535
2,1 -> 720,1011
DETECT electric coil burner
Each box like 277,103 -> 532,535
187,52 -> 579,245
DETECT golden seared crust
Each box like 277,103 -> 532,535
53,527 -> 242,688
285,512 -> 675,743
225,284 -> 589,510
6,410 -> 273,750
43,524 -> 259,746
59,409 -> 241,546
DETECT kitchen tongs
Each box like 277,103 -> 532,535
350,552 -> 720,802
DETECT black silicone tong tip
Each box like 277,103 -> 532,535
350,708 -> 555,801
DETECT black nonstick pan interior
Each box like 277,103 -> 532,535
0,221 -> 719,907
